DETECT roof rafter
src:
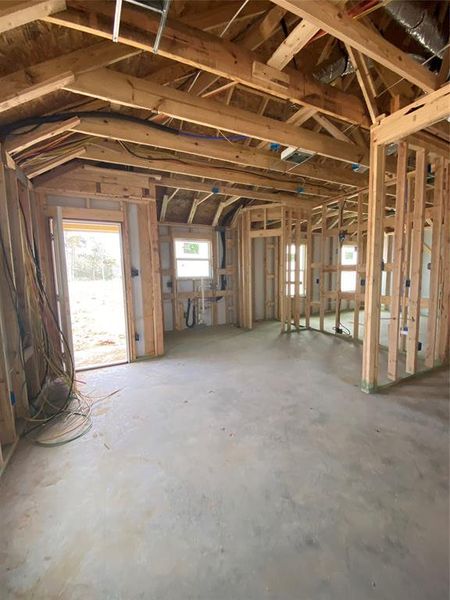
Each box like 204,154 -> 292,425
270,0 -> 438,92
187,4 -> 287,98
0,0 -> 65,33
5,117 -> 80,154
24,146 -> 85,178
44,3 -> 369,125
0,41 -> 140,114
267,19 -> 320,70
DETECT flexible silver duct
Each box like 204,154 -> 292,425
313,1 -> 444,85
313,49 -> 430,86
384,0 -> 445,59
313,55 -> 355,85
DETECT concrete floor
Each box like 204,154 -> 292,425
309,309 -> 430,385
0,322 -> 448,600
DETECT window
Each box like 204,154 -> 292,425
286,243 -> 306,297
340,244 -> 357,292
174,239 -> 211,279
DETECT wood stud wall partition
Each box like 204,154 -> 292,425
305,196 -> 368,341
281,208 -> 307,333
234,85 -> 449,393
0,160 -> 167,470
0,158 -> 50,469
35,171 -> 165,361
362,84 -> 450,392
237,205 -> 307,332
159,224 -> 237,331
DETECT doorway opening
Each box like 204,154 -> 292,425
63,220 -> 129,370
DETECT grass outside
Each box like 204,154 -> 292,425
67,278 -> 127,369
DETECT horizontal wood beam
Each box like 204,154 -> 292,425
0,41 -> 140,113
24,147 -> 86,178
81,140 -> 327,199
155,177 -> 310,206
45,206 -> 124,221
0,0 -> 65,33
65,68 -> 369,166
373,83 -> 450,146
45,3 -> 369,125
37,164 -> 316,208
70,116 -> 364,188
5,117 -> 80,154
271,0 -> 438,92
181,1 -> 271,31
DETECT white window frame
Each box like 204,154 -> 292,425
174,237 -> 212,280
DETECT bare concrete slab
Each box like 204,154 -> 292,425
0,323 -> 448,600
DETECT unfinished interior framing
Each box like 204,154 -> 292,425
0,3 -> 449,595
0,0 -> 448,469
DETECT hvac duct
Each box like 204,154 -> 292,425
313,50 -> 430,86
384,0 -> 445,59
313,55 -> 355,85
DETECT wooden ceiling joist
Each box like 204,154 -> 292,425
81,140 -> 328,199
36,163 -> 316,209
156,177 -> 311,206
5,117 -> 80,154
64,68 -> 369,166
24,146 -> 85,178
0,0 -> 65,34
70,115 -> 366,187
44,4 -> 369,125
271,0 -> 438,92
373,83 -> 450,145
0,41 -> 140,113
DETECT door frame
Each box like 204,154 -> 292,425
50,210 -> 133,371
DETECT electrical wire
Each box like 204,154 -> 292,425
8,195 -> 99,446
332,323 -> 352,335
0,111 -> 248,142
116,140 -> 304,187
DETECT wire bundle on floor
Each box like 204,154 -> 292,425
0,189 -> 98,446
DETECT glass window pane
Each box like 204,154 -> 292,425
175,239 -> 210,260
176,259 -> 210,278
299,244 -> 306,270
341,271 -> 356,292
341,245 -> 357,265
299,270 -> 305,296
